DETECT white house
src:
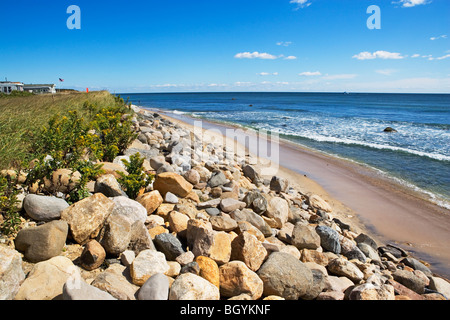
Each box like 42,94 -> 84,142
23,84 -> 56,94
0,81 -> 24,94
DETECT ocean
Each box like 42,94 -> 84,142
123,92 -> 450,210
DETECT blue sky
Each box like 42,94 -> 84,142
1,0 -> 449,93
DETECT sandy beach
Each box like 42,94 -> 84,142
154,109 -> 450,279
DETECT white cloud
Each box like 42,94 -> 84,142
395,0 -> 431,7
234,52 -> 279,60
257,72 -> 279,76
436,54 -> 450,60
411,54 -> 421,58
430,35 -> 447,41
283,55 -> 297,60
299,71 -> 322,76
353,51 -> 405,60
322,74 -> 358,80
290,0 -> 312,9
376,69 -> 397,76
276,41 -> 292,47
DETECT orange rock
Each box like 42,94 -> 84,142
136,190 -> 163,215
195,256 -> 220,288
153,172 -> 193,198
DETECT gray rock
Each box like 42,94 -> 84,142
205,207 -> 221,216
23,194 -> 69,222
165,192 -> 179,204
302,269 -> 327,300
14,220 -> 68,263
169,273 -> 220,300
401,257 -> 432,277
257,252 -> 313,300
243,190 -> 268,214
230,209 -> 273,237
343,246 -> 367,263
357,242 -> 381,262
180,262 -> 200,275
315,225 -> 341,254
154,233 -> 185,261
138,273 -> 169,300
94,174 -> 125,197
354,233 -> 378,250
242,165 -> 261,184
208,171 -> 228,188
110,196 -> 147,225
63,275 -> 117,300
210,215 -> 238,232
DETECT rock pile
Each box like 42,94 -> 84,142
1,106 -> 449,301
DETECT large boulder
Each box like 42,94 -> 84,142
264,196 -> 289,229
315,225 -> 341,254
192,229 -> 232,265
137,273 -> 170,300
308,194 -> 332,212
152,172 -> 193,198
136,190 -> 164,215
61,193 -> 114,245
110,196 -> 147,225
291,223 -> 321,250
23,194 -> 69,222
94,174 -> 124,197
230,232 -> 267,272
130,250 -> 170,286
14,220 -> 68,263
257,252 -> 313,300
98,214 -> 132,256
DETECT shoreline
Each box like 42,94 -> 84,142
142,107 -> 450,279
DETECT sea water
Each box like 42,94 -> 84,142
124,92 -> 450,210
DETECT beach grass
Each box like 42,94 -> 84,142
0,91 -> 119,169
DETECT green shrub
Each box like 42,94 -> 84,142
0,175 -> 21,236
118,153 -> 154,199
67,161 -> 105,204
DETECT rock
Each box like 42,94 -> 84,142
269,176 -> 289,193
183,169 -> 200,186
61,193 -> 114,245
120,250 -> 136,267
357,242 -> 381,262
291,223 -> 321,250
230,232 -> 267,272
186,219 -> 213,248
325,276 -> 355,293
230,209 -> 272,237
197,198 -> 221,209
302,269 -> 327,300
110,196 -> 147,225
257,252 -> 313,300
210,215 -> 238,232
242,165 -> 261,184
153,172 -> 193,198
91,264 -> 139,300
327,257 -> 364,283
348,283 -> 395,300
383,127 -> 397,133
97,162 -> 127,179
165,192 -> 179,204
154,233 -> 185,261
392,269 -> 426,294
354,233 -> 378,250
63,273 -> 117,300
128,220 -> 156,255
136,190 -> 164,215
176,251 -> 195,266
205,207 -> 221,216
316,225 -> 341,254
169,273 -> 220,300
219,261 -> 264,300
308,194 -> 332,213
79,240 -> 106,271
130,250 -> 170,286
264,197 -> 289,229
192,229 -> 232,265
23,194 -> 69,222
44,168 -> 81,193
300,249 -> 329,266
94,174 -> 124,197
401,257 -> 432,277
14,220 -> 68,263
0,246 -> 25,300
429,277 -> 450,299
387,279 -> 424,300
195,256 -> 220,289
220,198 -> 246,213
317,291 -> 345,300
208,171 -> 228,188
243,190 -> 268,214
14,256 -> 77,300
137,273 -> 170,300
180,262 -> 200,275
168,211 -> 189,234
98,214 -> 132,256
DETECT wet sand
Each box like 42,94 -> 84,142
150,109 -> 450,279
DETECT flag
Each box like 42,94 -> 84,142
59,78 -> 64,82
